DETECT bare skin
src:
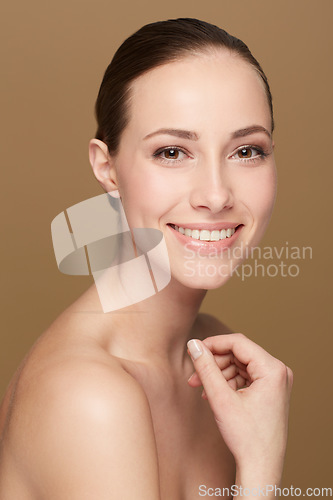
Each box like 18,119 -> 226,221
0,283 -> 235,500
0,50 -> 293,499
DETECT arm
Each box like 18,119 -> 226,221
23,363 -> 161,500
187,333 -> 293,499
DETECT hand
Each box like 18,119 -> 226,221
187,334 -> 293,486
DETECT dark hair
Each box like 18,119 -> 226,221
95,18 -> 274,155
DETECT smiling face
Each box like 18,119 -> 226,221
101,50 -> 277,289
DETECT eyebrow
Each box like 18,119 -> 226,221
143,128 -> 199,141
231,125 -> 272,139
143,124 -> 271,142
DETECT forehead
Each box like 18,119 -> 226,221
124,50 -> 271,141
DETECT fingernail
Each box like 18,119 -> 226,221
187,339 -> 203,360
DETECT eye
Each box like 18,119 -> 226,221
153,146 -> 188,164
238,147 -> 257,159
230,145 -> 268,164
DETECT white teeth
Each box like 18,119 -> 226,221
172,225 -> 236,241
210,230 -> 220,241
199,230 -> 211,241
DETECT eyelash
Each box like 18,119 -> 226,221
230,145 -> 269,164
152,145 -> 270,165
153,146 -> 188,165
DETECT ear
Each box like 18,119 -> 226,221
89,139 -> 119,195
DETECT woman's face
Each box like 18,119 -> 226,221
111,50 -> 277,289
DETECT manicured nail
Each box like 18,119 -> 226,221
187,339 -> 203,360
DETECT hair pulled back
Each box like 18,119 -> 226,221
95,18 -> 274,155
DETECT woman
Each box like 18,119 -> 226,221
0,18 -> 293,499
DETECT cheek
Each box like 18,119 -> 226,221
238,164 -> 277,221
116,166 -> 181,225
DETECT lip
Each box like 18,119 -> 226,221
167,223 -> 243,255
168,222 -> 240,231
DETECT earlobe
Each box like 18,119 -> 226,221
109,189 -> 121,198
89,139 -> 118,194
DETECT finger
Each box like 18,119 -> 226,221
202,333 -> 275,380
188,369 -> 249,388
187,339 -> 235,411
187,371 -> 201,386
226,373 -> 248,391
220,356 -> 250,382
236,366 -> 250,381
227,378 -> 238,391
188,356 -> 250,387
213,353 -> 235,369
234,374 -> 248,389
221,363 -> 239,380
233,357 -> 248,374
189,352 -> 235,370
188,353 -> 239,387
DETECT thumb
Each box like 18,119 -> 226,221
187,339 -> 234,410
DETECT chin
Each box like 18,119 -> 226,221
171,258 -> 239,290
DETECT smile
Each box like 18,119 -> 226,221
168,224 -> 238,241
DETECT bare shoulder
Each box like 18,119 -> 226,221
6,340 -> 160,499
195,313 -> 234,339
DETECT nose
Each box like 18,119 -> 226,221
189,158 -> 234,214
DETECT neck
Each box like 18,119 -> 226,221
74,277 -> 207,370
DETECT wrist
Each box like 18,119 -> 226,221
235,449 -> 285,481
234,465 -> 283,499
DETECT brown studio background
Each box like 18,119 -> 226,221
1,0 -> 332,491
